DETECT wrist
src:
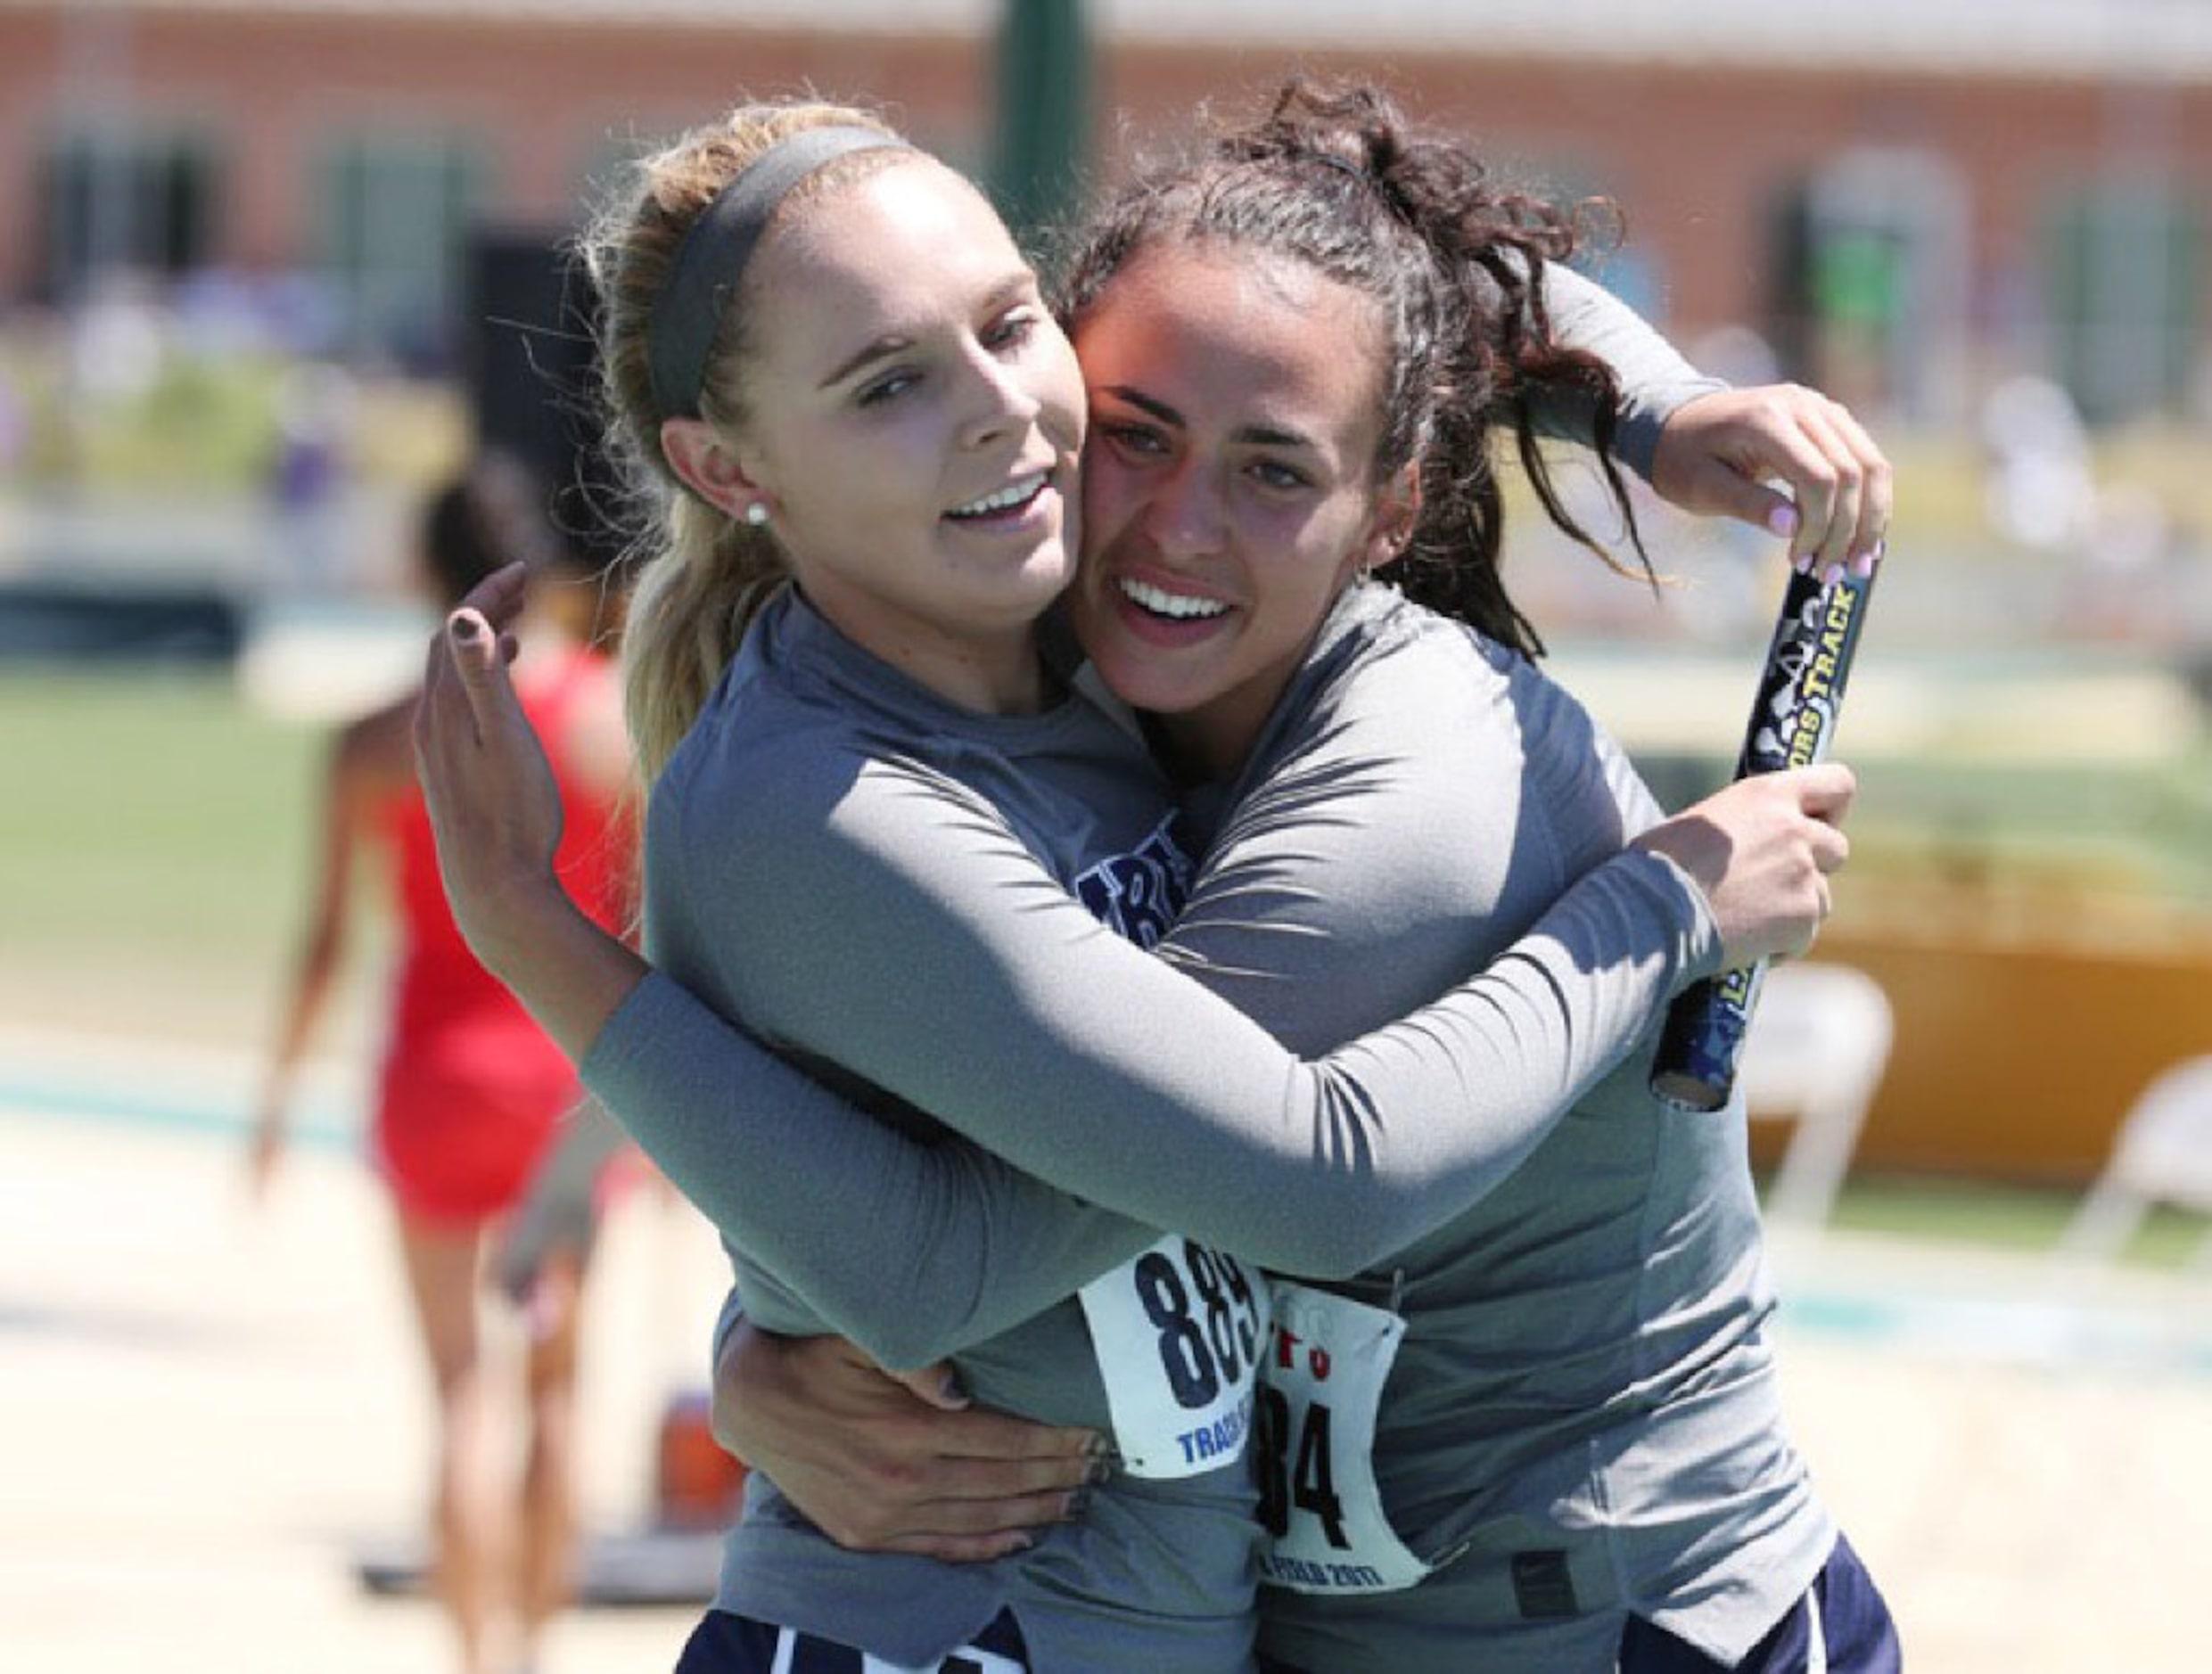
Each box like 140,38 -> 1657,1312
464,885 -> 646,1064
459,870 -> 585,982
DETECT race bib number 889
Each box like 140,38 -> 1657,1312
1077,1235 -> 1269,1478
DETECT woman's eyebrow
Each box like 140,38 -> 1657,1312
1096,386 -> 1319,452
819,335 -> 912,390
819,275 -> 1038,391
1096,386 -> 1185,430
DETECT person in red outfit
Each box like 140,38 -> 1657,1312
250,451 -> 634,1674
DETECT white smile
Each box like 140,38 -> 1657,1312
1120,578 -> 1229,620
948,471 -> 1049,519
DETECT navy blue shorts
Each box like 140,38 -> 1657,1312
1618,1531 -> 1902,1673
673,1606 -> 1030,1673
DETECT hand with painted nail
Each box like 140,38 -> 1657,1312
1649,383 -> 1893,581
412,561 -> 646,1063
711,1321 -> 1105,1563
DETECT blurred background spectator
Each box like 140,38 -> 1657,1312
246,450 -> 635,1674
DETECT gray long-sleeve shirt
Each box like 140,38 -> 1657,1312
1194,588 -> 1831,1672
588,586 -> 1719,1670
599,258 -> 1723,1362
580,271 -> 1780,1667
1527,262 -> 1722,479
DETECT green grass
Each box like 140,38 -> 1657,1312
0,668 -> 316,945
0,667 -> 357,1048
1847,751 -> 2212,903
1634,746 -> 2212,908
1823,1173 -> 2208,1268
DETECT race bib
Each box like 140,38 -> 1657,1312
1077,1235 -> 1269,1478
1254,1281 -> 1434,1595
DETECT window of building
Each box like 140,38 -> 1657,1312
38,121 -> 219,300
1766,148 -> 1970,422
314,130 -> 487,370
2043,175 -> 2201,425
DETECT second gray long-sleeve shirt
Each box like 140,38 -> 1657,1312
587,586 -> 1717,1670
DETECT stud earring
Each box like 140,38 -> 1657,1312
744,502 -> 771,529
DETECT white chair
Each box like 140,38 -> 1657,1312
1736,962 -> 1895,1227
2055,1054 -> 2212,1269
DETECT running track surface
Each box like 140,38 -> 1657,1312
4,1033 -> 2209,1674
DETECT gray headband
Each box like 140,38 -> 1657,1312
647,125 -> 914,424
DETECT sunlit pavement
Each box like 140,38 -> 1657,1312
1765,1223 -> 2212,1674
0,1102 -> 726,1674
4,1059 -> 2209,1674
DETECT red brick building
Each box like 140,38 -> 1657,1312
0,0 -> 2205,424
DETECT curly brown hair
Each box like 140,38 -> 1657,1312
1059,76 -> 1656,660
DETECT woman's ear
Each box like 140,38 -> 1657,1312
661,417 -> 769,523
1361,462 -> 1423,575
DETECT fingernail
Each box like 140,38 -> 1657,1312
939,1368 -> 970,1405
1085,1451 -> 1114,1486
1848,550 -> 1876,579
1062,1487 -> 1094,1518
1821,562 -> 1844,587
1789,549 -> 1814,575
449,615 -> 481,644
1766,505 -> 1800,538
1003,1532 -> 1036,1555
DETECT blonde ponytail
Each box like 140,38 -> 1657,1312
620,496 -> 785,782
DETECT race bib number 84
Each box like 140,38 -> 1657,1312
1077,1235 -> 1269,1478
1255,1281 -> 1433,1595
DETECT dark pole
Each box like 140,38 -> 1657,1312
990,0 -> 1092,249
